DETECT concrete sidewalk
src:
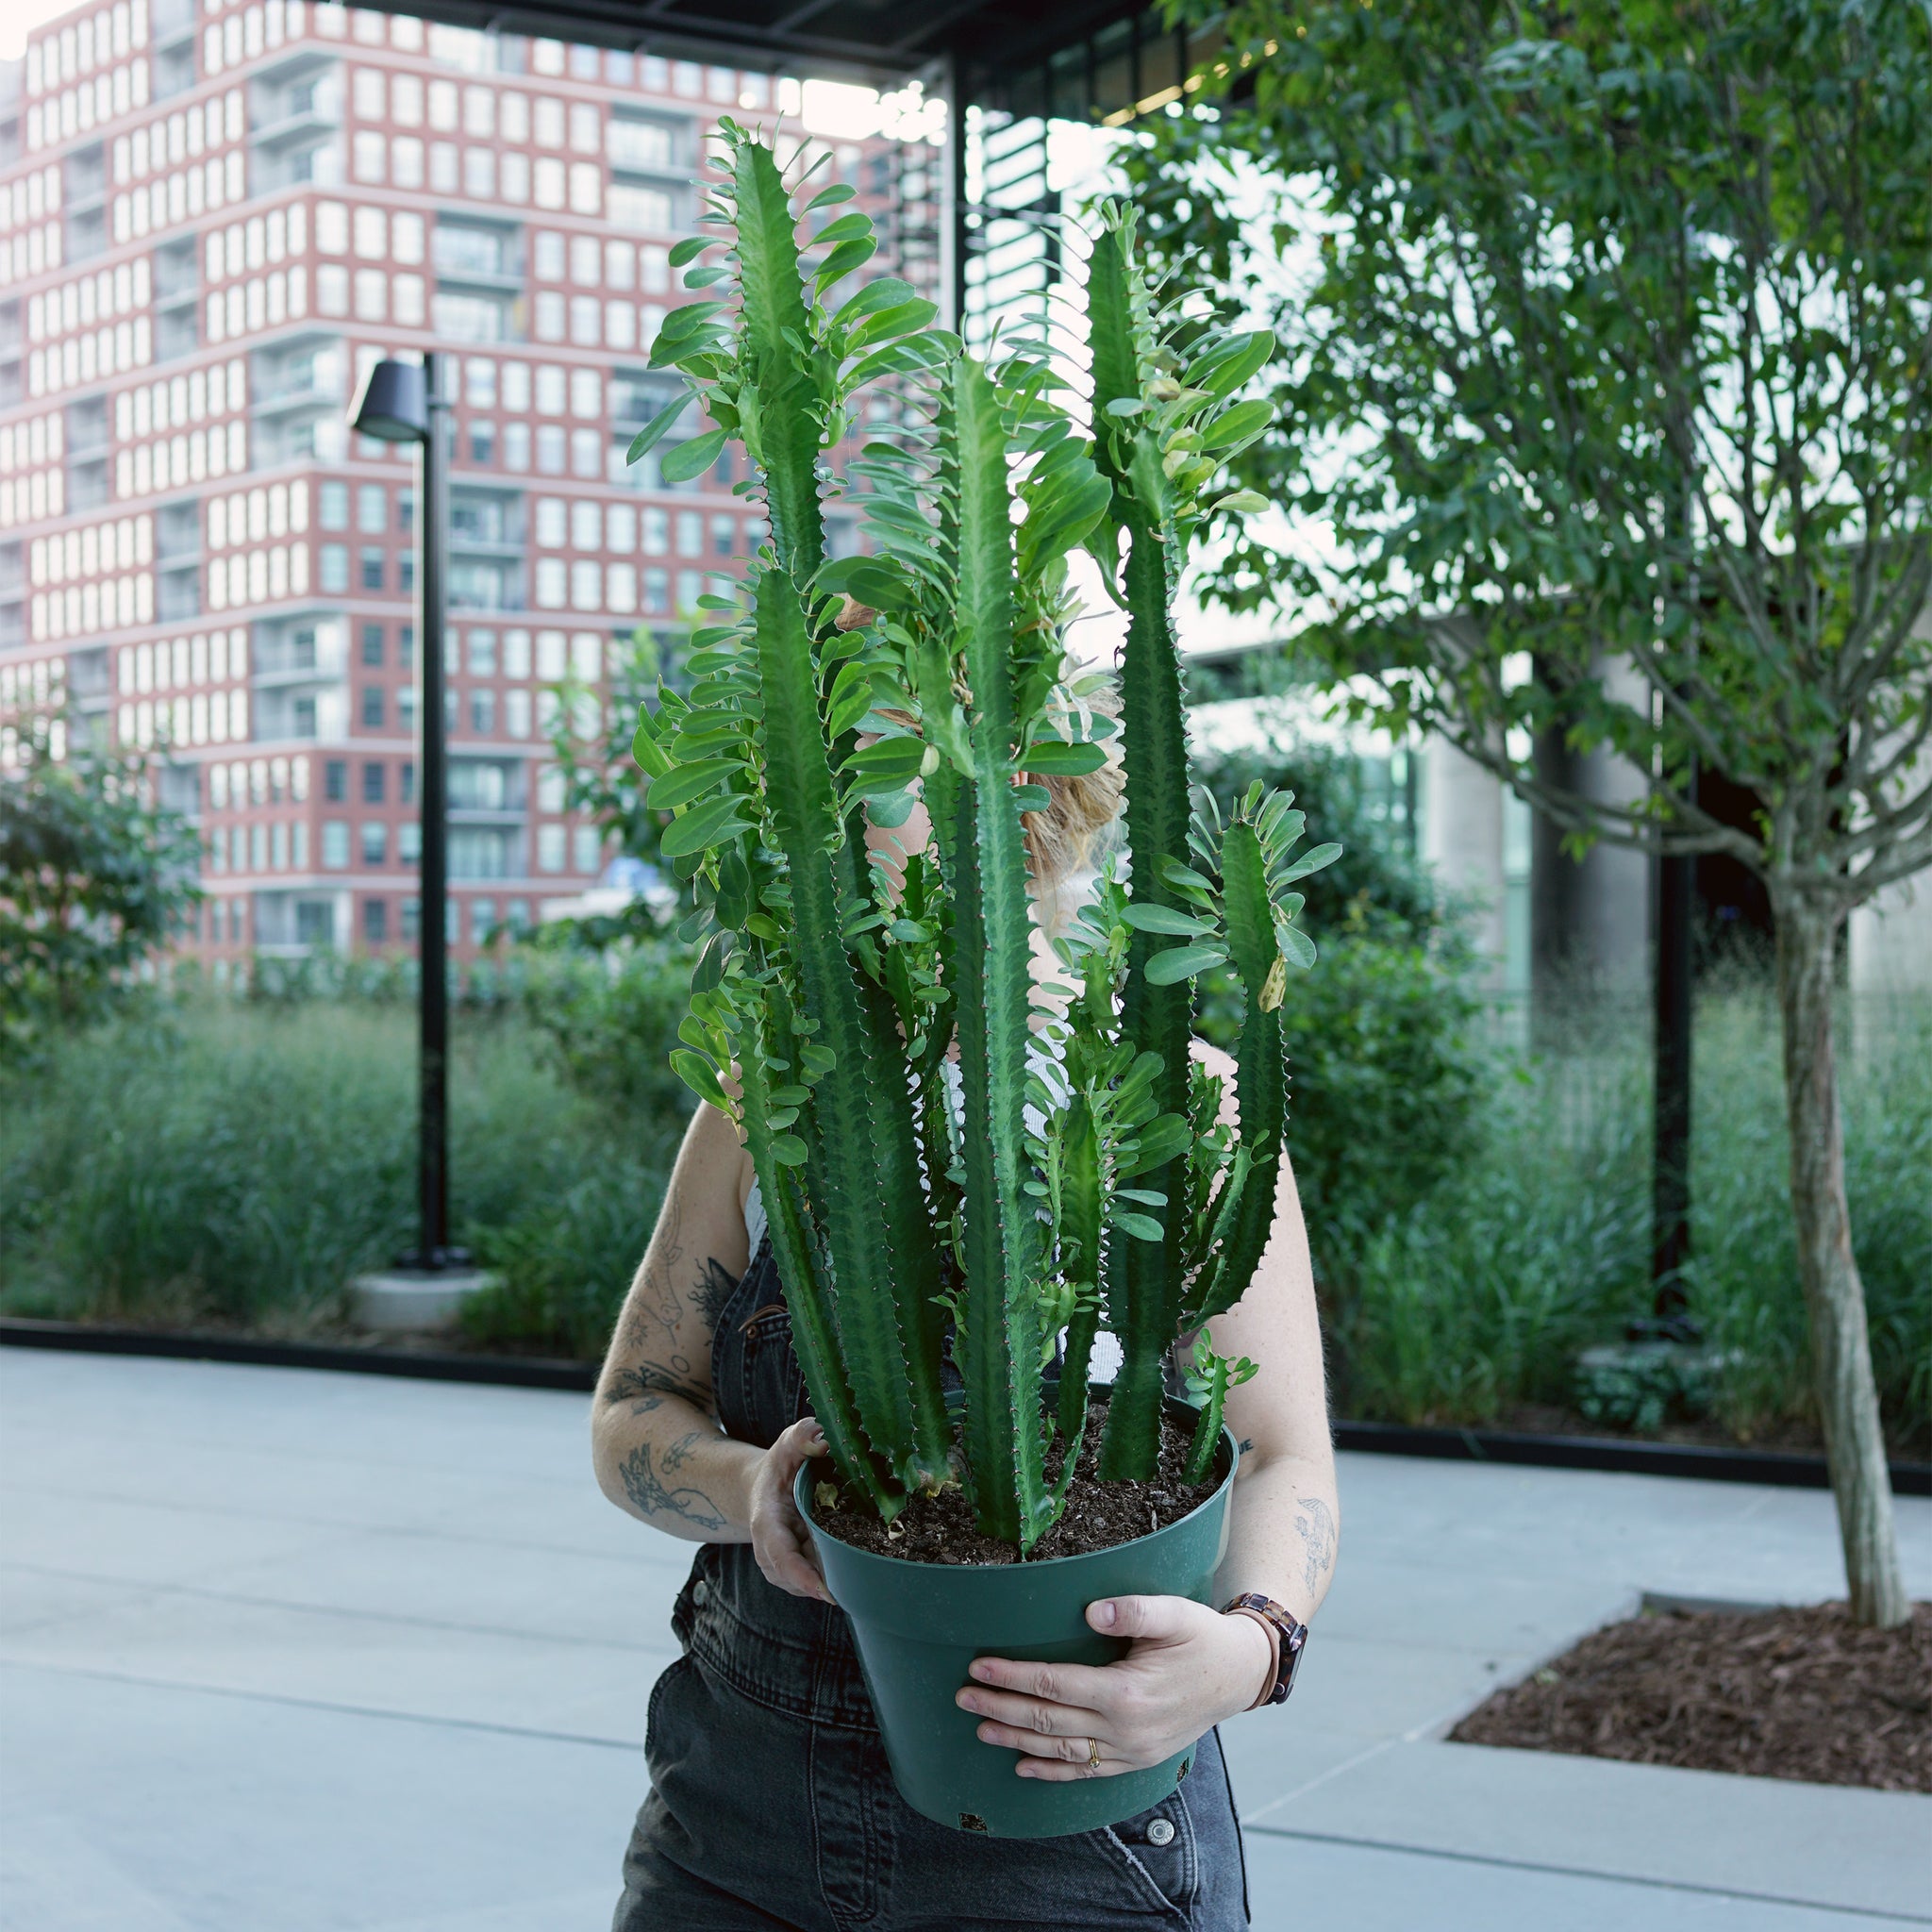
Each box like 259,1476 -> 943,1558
1,1349 -> 1925,1931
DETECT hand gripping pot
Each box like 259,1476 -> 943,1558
797,1407 -> 1239,1839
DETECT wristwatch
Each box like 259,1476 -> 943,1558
1222,1593 -> 1308,1708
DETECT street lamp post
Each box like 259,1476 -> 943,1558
349,351 -> 467,1275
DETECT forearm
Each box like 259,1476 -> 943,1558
1214,1447 -> 1339,1628
591,1391 -> 761,1543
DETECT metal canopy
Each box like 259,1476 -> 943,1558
353,0 -> 1146,89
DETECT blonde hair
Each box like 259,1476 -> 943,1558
840,596 -> 1124,918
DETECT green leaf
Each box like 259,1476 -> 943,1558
1199,398 -> 1275,450
805,182 -> 857,211
667,237 -> 708,267
813,237 -> 877,286
626,392 -> 695,465
1112,1211 -> 1166,1242
631,708 -> 672,779
1278,923 -> 1317,970
771,1133 -> 808,1166
658,791 -> 754,857
684,264 -> 731,288
670,1049 -> 727,1108
808,210 -> 874,249
1191,329 -> 1274,398
1143,943 -> 1227,985
661,427 -> 728,483
1276,841 -> 1342,883
645,758 -> 738,811
1123,903 -> 1216,936
1022,740 -> 1108,776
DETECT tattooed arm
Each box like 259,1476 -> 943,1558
1204,1043 -> 1341,1633
591,1100 -> 764,1543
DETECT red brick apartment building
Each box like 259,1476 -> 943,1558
0,0 -> 938,971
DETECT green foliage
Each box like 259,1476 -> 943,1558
1127,0 -> 1932,896
0,998 -> 651,1332
0,728 -> 202,1059
1574,1344 -> 1724,1435
1192,734 -> 1444,946
632,134 -> 1326,1544
1247,928 -> 1490,1273
1327,989 -> 1931,1450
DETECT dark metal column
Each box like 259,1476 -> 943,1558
415,350 -> 455,1268
1651,783 -> 1695,1328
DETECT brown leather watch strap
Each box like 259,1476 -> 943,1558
1223,1593 -> 1308,1708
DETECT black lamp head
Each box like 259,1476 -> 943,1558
349,358 -> 429,443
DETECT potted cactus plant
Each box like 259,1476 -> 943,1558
629,125 -> 1335,1838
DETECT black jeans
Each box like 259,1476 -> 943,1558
611,1241 -> 1252,1931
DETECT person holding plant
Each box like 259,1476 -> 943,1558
592,759 -> 1337,1929
590,127 -> 1340,1928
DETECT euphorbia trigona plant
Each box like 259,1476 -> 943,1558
631,125 -> 1335,1552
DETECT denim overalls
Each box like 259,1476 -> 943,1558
610,1239 -> 1253,1931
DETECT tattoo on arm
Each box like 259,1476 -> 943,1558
693,1256 -> 739,1332
619,1441 -> 726,1531
605,1361 -> 710,1410
1293,1495 -> 1337,1595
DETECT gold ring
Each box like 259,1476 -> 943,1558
1087,1737 -> 1102,1771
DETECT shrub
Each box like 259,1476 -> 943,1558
0,996 -> 668,1338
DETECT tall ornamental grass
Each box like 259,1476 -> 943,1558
0,992 -> 672,1345
1328,983 -> 1931,1449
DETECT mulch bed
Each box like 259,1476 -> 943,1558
1451,1600 -> 1932,1791
811,1404 -> 1221,1565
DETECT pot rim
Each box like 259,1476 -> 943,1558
796,1413 -> 1241,1577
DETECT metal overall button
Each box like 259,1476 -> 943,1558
1145,1818 -> 1175,1847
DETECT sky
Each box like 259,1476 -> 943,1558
1,0 -> 75,63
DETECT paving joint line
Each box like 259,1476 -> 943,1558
1241,1821 -> 1932,1924
0,1657 -> 647,1755
0,1558 -> 682,1657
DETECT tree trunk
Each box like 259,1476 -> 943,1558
1772,893 -> 1908,1628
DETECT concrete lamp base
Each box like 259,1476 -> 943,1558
351,1269 -> 495,1335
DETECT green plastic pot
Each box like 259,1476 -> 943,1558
797,1403 -> 1238,1838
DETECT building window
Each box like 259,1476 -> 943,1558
361,623 -> 384,666
360,548 -> 386,591
537,824 -> 565,873
399,822 -> 422,865
471,690 -> 496,734
401,896 -> 420,941
712,515 -> 735,558
358,483 -> 387,533
364,897 -> 389,943
361,685 -> 385,728
325,758 -> 348,801
470,898 -> 496,944
400,627 -> 416,672
573,824 -> 601,874
320,543 -> 349,592
360,822 -> 387,865
361,761 -> 386,803
469,422 -> 494,464
322,820 -> 350,868
503,424 -> 531,471
319,481 -> 349,529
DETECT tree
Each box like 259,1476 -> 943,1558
0,724 -> 203,1058
1127,0 -> 1929,1624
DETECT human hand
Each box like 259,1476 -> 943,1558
747,1416 -> 834,1605
956,1594 -> 1274,1779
